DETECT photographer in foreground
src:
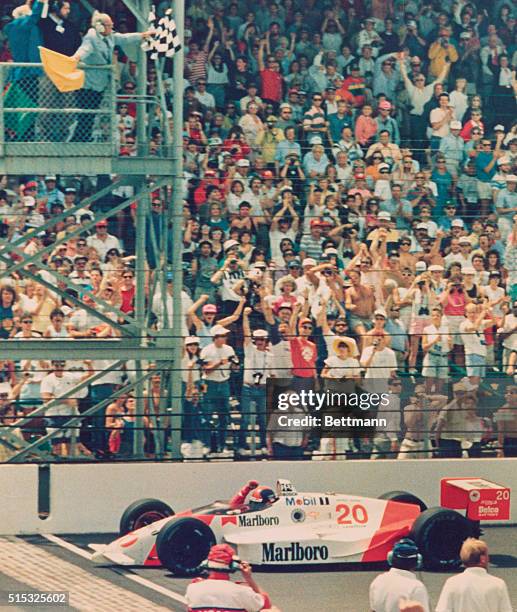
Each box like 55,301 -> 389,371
185,544 -> 272,612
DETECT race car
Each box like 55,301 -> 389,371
90,477 -> 510,574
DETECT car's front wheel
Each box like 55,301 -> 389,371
410,507 -> 473,570
156,517 -> 216,575
378,490 -> 427,512
119,499 -> 174,536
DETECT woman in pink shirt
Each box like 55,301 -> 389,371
440,276 -> 471,366
355,104 -> 377,147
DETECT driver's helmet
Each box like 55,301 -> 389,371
249,486 -> 277,509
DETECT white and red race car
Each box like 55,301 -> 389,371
90,477 -> 510,574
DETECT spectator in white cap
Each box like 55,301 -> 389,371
303,140 -> 330,182
239,308 -> 275,455
439,120 -> 466,177
406,270 -> 437,374
200,324 -> 237,454
211,247 -> 247,316
422,305 -> 452,393
496,175 -> 517,241
182,336 -> 201,388
41,175 -> 64,208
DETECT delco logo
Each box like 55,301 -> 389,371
286,496 -> 330,506
262,543 -> 329,562
238,515 -> 280,527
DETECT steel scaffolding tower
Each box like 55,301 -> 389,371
0,0 -> 185,461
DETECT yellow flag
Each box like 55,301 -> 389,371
39,46 -> 85,92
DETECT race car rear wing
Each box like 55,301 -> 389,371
440,478 -> 511,521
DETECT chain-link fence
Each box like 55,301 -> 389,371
0,62 -> 171,158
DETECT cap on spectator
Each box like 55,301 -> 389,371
261,170 -> 274,179
506,175 -> 517,182
64,187 -> 77,194
24,181 -> 37,189
460,31 -> 471,39
450,120 -> 462,130
378,163 -> 390,172
252,329 -> 269,339
280,185 -> 294,193
429,265 -> 444,272
462,267 -> 475,275
211,324 -> 230,337
302,257 -> 317,267
224,239 -> 239,251
451,219 -> 465,227
236,159 -> 250,167
298,89 -> 307,95
280,102 -> 293,110
498,157 -> 511,166
324,247 -> 338,255
208,136 -> 222,146
205,169 -> 217,176
415,261 -> 427,272
202,304 -> 217,314
288,259 -> 301,268
45,175 -> 57,181
299,317 -> 312,325
310,218 -> 323,228
326,85 -> 336,91
0,382 -> 11,397
458,237 -> 471,245
22,196 -> 36,207
278,301 -> 293,310
333,337 -> 356,355
416,223 -> 428,230
378,100 -> 392,110
378,211 -> 391,221
354,172 -> 366,179
266,115 -> 278,123
410,56 -> 421,64
96,220 -> 108,227
494,124 -> 505,132
311,136 -> 323,145
407,20 -> 417,28
184,336 -> 200,345
374,308 -> 387,318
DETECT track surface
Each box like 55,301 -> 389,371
0,527 -> 516,611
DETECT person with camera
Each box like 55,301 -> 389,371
406,272 -> 437,375
238,308 -> 275,455
369,538 -> 430,612
200,325 -> 238,454
185,543 -> 271,612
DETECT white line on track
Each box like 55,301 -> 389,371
42,533 -> 188,605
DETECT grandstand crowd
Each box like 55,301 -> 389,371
1,0 -> 517,461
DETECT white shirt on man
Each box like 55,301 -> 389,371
369,567 -> 430,612
199,343 -> 235,382
435,566 -> 512,612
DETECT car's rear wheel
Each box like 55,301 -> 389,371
156,517 -> 216,575
410,507 -> 472,570
119,499 -> 174,536
378,490 -> 427,512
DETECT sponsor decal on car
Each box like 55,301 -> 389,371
238,515 -> 280,527
221,516 -> 238,527
286,496 -> 330,506
291,509 -> 306,523
262,542 -> 329,562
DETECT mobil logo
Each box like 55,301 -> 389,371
286,496 -> 330,507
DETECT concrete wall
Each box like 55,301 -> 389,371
1,459 -> 516,534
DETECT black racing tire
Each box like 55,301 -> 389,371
410,507 -> 472,570
156,517 -> 216,575
378,490 -> 427,512
119,499 -> 174,536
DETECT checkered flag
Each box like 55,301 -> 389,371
142,6 -> 182,59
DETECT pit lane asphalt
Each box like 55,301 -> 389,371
7,527 -> 517,612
